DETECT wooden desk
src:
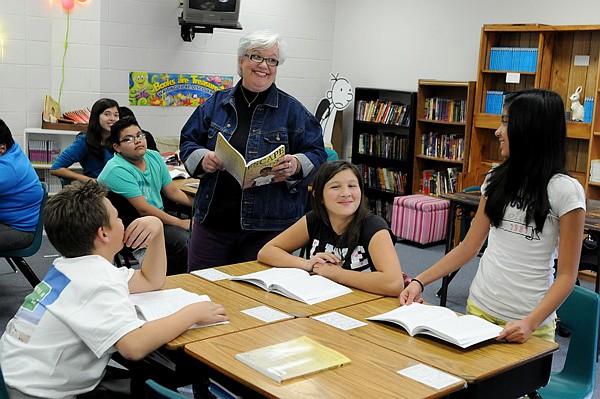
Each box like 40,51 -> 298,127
185,317 -> 466,399
212,261 -> 383,317
333,297 -> 558,399
162,274 -> 274,350
171,177 -> 199,196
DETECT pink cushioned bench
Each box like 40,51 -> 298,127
391,194 -> 449,245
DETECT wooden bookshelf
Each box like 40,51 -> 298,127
413,80 -> 475,195
351,88 -> 416,224
465,24 -> 600,199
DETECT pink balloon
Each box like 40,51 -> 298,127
61,0 -> 75,11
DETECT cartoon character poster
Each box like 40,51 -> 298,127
129,72 -> 234,107
315,73 -> 353,145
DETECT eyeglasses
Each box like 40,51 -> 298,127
243,53 -> 279,67
119,132 -> 146,144
501,115 -> 509,125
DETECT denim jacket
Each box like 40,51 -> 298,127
180,82 -> 326,231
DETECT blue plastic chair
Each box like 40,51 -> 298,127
1,182 -> 48,287
537,285 -> 600,399
145,379 -> 188,399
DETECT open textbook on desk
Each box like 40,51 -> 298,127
367,302 -> 503,348
230,268 -> 352,305
215,132 -> 286,189
130,288 -> 227,329
235,336 -> 351,382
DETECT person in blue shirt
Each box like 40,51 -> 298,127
0,119 -> 43,251
180,30 -> 327,270
50,98 -> 119,183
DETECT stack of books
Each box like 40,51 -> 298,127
590,159 -> 600,183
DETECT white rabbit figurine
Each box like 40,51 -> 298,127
570,86 -> 584,121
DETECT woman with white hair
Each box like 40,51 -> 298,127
180,30 -> 327,270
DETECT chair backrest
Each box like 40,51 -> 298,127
0,365 -> 9,399
106,191 -> 141,229
2,182 -> 48,258
145,379 -> 188,399
557,285 -> 599,384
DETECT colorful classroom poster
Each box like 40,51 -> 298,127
129,71 -> 234,107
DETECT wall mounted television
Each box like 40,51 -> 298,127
181,0 -> 242,27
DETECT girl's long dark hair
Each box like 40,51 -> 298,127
85,98 -> 119,160
485,89 -> 568,232
310,161 -> 372,262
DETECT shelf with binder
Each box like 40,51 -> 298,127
465,24 -> 600,194
23,128 -> 83,194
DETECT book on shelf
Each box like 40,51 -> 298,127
215,132 -> 286,189
28,139 -> 61,165
43,95 -> 61,123
235,336 -> 351,382
129,288 -> 224,329
367,302 -> 503,348
230,268 -> 352,305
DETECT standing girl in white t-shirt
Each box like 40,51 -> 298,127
400,88 -> 586,343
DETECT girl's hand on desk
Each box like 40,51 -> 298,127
399,282 -> 424,306
305,252 -> 341,272
124,216 -> 163,249
190,302 -> 229,325
312,261 -> 343,279
497,319 -> 534,343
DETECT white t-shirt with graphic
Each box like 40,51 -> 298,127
469,173 -> 585,326
0,255 -> 144,399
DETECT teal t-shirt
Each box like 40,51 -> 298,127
98,150 -> 171,210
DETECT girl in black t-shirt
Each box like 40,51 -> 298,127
258,160 -> 405,296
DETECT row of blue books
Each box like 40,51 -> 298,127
584,97 -> 595,123
484,90 -> 506,115
489,47 -> 538,73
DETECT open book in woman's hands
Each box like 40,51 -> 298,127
230,268 -> 352,305
367,303 -> 503,348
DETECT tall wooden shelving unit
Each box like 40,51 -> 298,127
465,24 -> 600,199
351,87 -> 416,224
413,80 -> 475,195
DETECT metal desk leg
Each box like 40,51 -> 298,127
438,201 -> 458,307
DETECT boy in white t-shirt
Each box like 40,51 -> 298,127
0,181 -> 228,399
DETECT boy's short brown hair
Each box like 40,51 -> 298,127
44,181 -> 110,258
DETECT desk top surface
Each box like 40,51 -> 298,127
162,274 -> 272,350
213,261 -> 383,317
171,177 -> 199,196
334,297 -> 558,383
185,317 -> 466,399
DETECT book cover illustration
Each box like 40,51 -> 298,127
235,336 -> 351,382
215,132 -> 286,189
43,95 -> 61,123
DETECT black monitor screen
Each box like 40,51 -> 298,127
189,0 -> 236,12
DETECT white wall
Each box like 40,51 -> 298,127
0,0 -> 336,145
333,0 -> 600,157
3,0 -> 600,153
